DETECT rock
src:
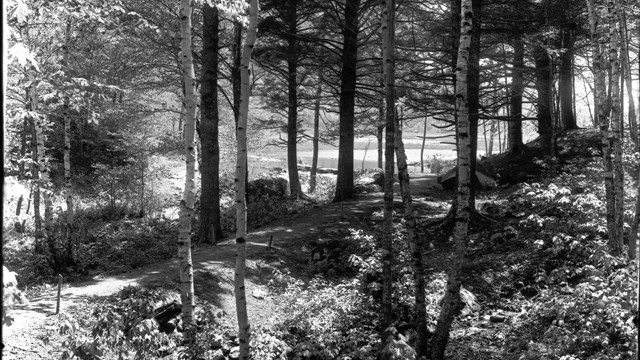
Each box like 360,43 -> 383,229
251,289 -> 267,300
74,341 -> 103,360
520,286 -> 539,298
354,170 -> 385,193
210,334 -> 225,349
309,239 -> 343,264
204,349 -> 225,360
154,300 -> 182,333
317,167 -> 338,174
247,177 -> 289,199
489,233 -> 503,242
229,346 -> 240,360
481,202 -> 502,215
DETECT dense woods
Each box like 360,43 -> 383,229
3,0 -> 639,359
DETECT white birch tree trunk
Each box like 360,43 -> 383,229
608,1 -> 624,255
616,3 -> 638,146
430,1 -> 473,358
178,0 -> 196,325
586,0 -> 619,255
63,18 -> 74,263
380,0 -> 396,345
18,16 -> 48,262
235,1 -> 259,358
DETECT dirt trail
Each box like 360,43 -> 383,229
2,174 -> 440,359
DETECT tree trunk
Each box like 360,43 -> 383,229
617,4 -> 638,147
310,79 -> 322,193
287,0 -> 303,198
378,104 -> 384,169
487,119 -> 495,156
467,0 -> 481,209
587,0 -> 619,256
235,1 -> 259,358
429,1 -> 472,358
629,166 -> 639,260
63,18 -> 74,265
534,45 -> 554,156
231,21 -> 249,206
334,0 -> 360,202
19,117 -> 27,178
200,4 -> 223,244
608,3 -> 624,256
178,0 -> 197,325
395,119 -> 428,357
380,0 -> 395,346
559,24 -> 577,130
420,117 -> 427,173
508,35 -> 524,154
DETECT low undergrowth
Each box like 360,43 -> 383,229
3,170 -> 337,286
498,158 -> 639,360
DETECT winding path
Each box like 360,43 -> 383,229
2,174 -> 440,359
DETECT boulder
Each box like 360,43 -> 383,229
153,300 -> 181,333
355,170 -> 385,193
247,176 -> 289,199
437,166 -> 496,191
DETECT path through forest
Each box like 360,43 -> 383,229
2,174 -> 442,359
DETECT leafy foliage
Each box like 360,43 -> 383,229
502,158 -> 639,359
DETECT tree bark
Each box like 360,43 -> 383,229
629,166 -> 639,260
467,0 -> 481,209
378,103 -> 384,169
235,1 -> 259,358
62,18 -> 74,265
231,21 -> 249,205
420,117 -> 427,173
429,1 -> 472,358
508,35 -> 524,154
487,119 -> 495,156
559,22 -> 577,130
19,18 -> 49,263
286,0 -> 303,197
587,0 -> 619,256
310,78 -> 322,193
178,0 -> 197,325
200,3 -> 224,244
380,0 -> 395,345
608,2 -> 624,256
334,0 -> 360,202
395,119 -> 428,357
617,3 -> 638,147
534,45 -> 554,156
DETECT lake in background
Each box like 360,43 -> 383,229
247,134 -> 507,175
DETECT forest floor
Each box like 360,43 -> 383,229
3,142 -> 638,360
3,174 -> 446,359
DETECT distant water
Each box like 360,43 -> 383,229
249,147 -> 458,175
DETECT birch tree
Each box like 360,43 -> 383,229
62,17 -> 74,264
12,2 -> 52,264
395,104 -> 429,358
616,2 -> 638,147
430,1 -> 473,358
585,0 -> 621,255
235,0 -> 259,357
177,0 -> 197,325
379,0 -> 428,355
607,1 -> 624,256
380,0 -> 396,345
